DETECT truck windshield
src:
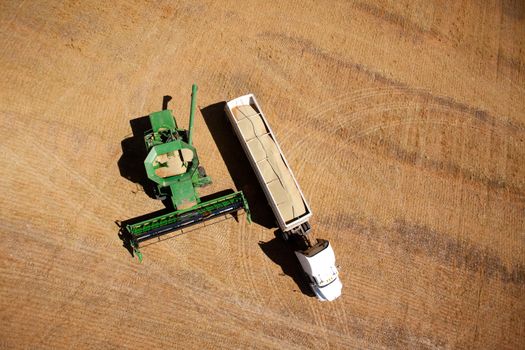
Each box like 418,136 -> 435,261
315,268 -> 338,287
302,239 -> 329,257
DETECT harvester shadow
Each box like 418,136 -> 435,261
201,102 -> 275,229
258,233 -> 315,297
117,115 -> 159,201
162,95 -> 172,110
117,112 -> 174,257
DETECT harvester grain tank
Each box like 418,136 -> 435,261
224,94 -> 342,301
125,85 -> 250,261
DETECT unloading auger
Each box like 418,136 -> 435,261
125,84 -> 250,261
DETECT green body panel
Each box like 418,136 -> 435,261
168,181 -> 198,209
143,84 -> 206,209
149,110 -> 177,131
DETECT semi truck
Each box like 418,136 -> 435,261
224,94 -> 342,301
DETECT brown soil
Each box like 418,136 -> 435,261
1,1 -> 524,349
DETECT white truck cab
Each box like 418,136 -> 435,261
295,239 -> 342,301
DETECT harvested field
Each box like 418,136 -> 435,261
1,1 -> 524,349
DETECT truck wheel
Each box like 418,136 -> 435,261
278,231 -> 289,241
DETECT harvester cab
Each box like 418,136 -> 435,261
124,84 -> 250,261
143,88 -> 211,210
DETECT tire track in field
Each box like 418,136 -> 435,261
317,207 -> 525,288
0,114 -> 126,217
283,95 -> 522,337
143,243 -> 443,348
141,255 -> 366,349
237,216 -> 264,303
280,88 -> 417,217
292,111 -> 524,268
287,86 -> 520,163
278,90 -> 434,333
294,114 -> 519,224
262,31 -> 525,134
258,228 -> 301,317
0,127 -> 130,272
287,88 -> 522,203
307,114 -> 521,202
0,145 -> 111,226
285,89 -> 439,183
279,87 -> 405,146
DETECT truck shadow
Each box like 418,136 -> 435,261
201,102 -> 275,229
258,233 -> 315,297
202,102 -> 313,296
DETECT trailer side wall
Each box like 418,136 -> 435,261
225,94 -> 312,232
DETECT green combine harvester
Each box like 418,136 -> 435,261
126,84 -> 250,261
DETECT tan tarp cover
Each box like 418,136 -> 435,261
233,105 -> 306,222
154,149 -> 193,178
